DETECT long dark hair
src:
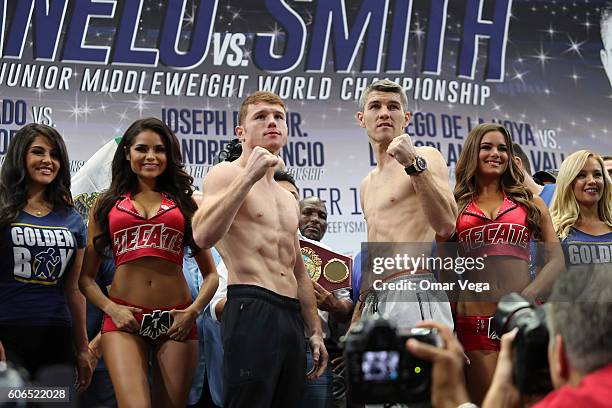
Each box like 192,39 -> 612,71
0,123 -> 72,229
454,123 -> 543,240
93,118 -> 198,255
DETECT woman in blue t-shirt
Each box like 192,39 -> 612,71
551,150 -> 612,265
0,123 -> 92,389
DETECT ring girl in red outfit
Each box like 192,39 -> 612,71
79,118 -> 218,407
451,123 -> 564,403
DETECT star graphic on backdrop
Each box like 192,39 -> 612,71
530,44 -> 553,71
81,97 -> 92,120
268,23 -> 282,40
63,94 -> 89,124
131,95 -> 154,117
65,105 -> 82,120
542,24 -> 559,40
581,18 -> 592,32
116,108 -> 130,123
569,68 -> 582,85
183,2 -> 197,27
512,68 -> 527,84
563,36 -> 586,58
231,10 -> 244,22
32,87 -> 48,100
412,21 -> 426,41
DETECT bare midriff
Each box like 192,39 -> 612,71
457,256 -> 530,316
109,257 -> 191,308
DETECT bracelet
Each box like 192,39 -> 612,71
457,403 -> 479,408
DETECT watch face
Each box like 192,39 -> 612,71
416,156 -> 427,171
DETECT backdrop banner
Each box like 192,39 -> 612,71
1,0 -> 610,252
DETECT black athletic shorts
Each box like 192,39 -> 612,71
222,284 -> 306,408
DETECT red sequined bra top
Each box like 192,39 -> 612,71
108,192 -> 185,267
456,192 -> 531,262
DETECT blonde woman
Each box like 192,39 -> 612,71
550,150 -> 612,265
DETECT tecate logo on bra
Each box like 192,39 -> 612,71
458,223 -> 529,251
113,224 -> 183,255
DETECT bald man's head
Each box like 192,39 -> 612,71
299,197 -> 328,241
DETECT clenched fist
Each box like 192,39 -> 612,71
244,146 -> 280,183
387,134 -> 416,167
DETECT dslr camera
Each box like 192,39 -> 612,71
214,138 -> 242,163
492,293 -> 552,394
343,315 -> 440,404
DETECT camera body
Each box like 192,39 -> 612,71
493,293 -> 553,394
214,138 -> 242,164
344,316 -> 439,404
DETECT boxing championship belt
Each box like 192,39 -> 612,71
299,239 -> 352,292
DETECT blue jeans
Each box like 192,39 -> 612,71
300,343 -> 333,408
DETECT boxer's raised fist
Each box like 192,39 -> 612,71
387,134 -> 416,167
244,146 -> 279,183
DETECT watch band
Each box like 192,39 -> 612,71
404,164 -> 418,175
404,156 -> 427,175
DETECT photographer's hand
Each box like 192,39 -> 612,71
406,321 -> 471,408
482,328 -> 521,408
